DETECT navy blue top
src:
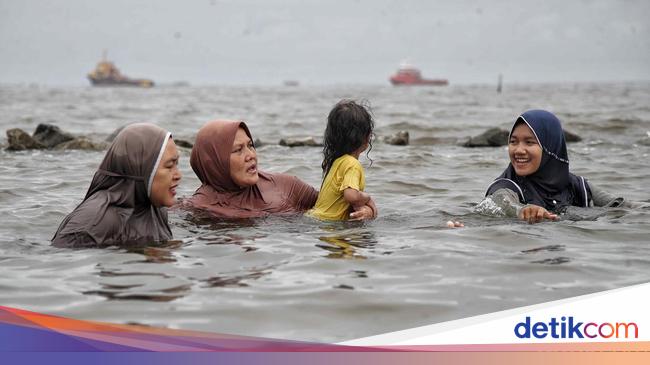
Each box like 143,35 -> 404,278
485,110 -> 592,212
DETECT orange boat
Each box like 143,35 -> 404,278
389,62 -> 448,86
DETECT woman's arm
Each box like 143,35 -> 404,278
588,182 -> 625,207
588,182 -> 649,208
288,175 -> 319,211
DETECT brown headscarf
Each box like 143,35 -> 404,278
186,120 -> 318,218
52,123 -> 173,248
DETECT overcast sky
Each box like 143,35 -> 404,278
1,0 -> 648,85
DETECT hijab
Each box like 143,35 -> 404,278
52,123 -> 173,248
186,120 -> 318,218
485,110 -> 591,212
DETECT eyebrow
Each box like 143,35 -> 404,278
510,134 -> 537,140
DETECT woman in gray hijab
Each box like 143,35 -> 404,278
52,123 -> 182,248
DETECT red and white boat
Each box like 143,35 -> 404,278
389,62 -> 448,86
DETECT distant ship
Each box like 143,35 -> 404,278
87,53 -> 154,88
389,62 -> 448,86
283,80 -> 300,87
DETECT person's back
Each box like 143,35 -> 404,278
310,154 -> 365,221
308,100 -> 377,221
53,191 -> 124,247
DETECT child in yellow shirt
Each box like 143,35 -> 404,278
309,100 -> 377,221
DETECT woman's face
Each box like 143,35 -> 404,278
230,127 -> 259,188
508,123 -> 542,176
150,138 -> 182,207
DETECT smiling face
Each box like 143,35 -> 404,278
229,127 -> 259,188
508,122 -> 543,176
150,138 -> 182,207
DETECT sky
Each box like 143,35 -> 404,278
0,0 -> 648,85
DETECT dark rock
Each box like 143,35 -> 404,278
636,136 -> 650,146
32,123 -> 74,148
279,137 -> 323,147
174,139 -> 193,148
463,128 -> 509,147
6,128 -> 45,150
54,137 -> 108,151
383,130 -> 409,145
563,129 -> 582,143
411,136 -> 459,145
464,127 -> 582,147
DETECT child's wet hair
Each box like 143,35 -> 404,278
322,99 -> 374,177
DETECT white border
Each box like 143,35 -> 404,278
340,282 -> 649,345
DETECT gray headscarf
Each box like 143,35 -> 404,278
52,123 -> 173,248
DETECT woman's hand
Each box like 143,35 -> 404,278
365,197 -> 378,218
349,205 -> 373,220
349,198 -> 377,221
518,204 -> 558,224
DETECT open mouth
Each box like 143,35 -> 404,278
170,185 -> 178,196
246,164 -> 257,174
513,156 -> 533,170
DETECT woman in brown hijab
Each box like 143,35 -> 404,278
52,123 -> 182,248
186,120 -> 322,218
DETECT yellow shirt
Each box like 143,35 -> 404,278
309,154 -> 365,221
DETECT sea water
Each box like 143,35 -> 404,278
0,82 -> 649,342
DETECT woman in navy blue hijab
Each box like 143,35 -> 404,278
482,109 -> 624,224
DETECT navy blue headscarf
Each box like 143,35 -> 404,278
485,110 -> 591,212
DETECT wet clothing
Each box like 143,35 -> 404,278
478,185 -> 629,220
485,109 -> 593,213
52,123 -> 173,248
185,120 -> 318,218
309,154 -> 365,221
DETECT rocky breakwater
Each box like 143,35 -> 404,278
462,128 -> 581,147
5,124 -> 108,151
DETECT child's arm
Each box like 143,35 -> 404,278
343,188 -> 370,208
349,198 -> 378,220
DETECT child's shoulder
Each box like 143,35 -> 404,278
334,154 -> 362,168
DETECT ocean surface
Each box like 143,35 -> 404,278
1,82 -> 649,342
